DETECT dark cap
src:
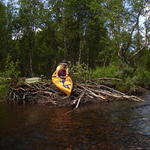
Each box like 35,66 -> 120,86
60,63 -> 67,66
61,60 -> 67,64
60,60 -> 68,65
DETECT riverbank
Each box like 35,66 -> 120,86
0,76 -> 149,106
86,77 -> 149,96
5,80 -> 145,109
0,79 -> 10,101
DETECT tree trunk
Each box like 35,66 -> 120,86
29,52 -> 33,77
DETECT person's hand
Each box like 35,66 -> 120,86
60,76 -> 66,79
55,75 -> 59,78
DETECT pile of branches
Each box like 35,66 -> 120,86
7,81 -> 144,108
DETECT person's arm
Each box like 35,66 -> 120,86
66,67 -> 69,76
55,65 -> 60,77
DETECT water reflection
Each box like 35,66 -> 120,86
130,93 -> 150,135
0,96 -> 150,150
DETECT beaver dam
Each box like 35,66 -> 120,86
7,80 -> 144,108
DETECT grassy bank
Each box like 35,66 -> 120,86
91,65 -> 119,78
1,63 -> 150,100
90,64 -> 150,93
0,79 -> 10,100
69,62 -> 150,92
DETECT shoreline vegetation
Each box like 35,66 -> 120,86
1,63 -> 149,108
0,0 -> 150,106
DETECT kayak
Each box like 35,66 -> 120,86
25,77 -> 41,83
52,72 -> 73,96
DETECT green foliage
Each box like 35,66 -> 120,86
116,64 -> 135,78
0,55 -> 20,79
0,55 -> 20,99
0,0 -> 149,90
92,63 -> 150,90
121,76 -> 138,90
134,70 -> 150,88
116,68 -> 150,91
0,2 -> 8,70
69,62 -> 91,82
0,83 -> 9,99
91,64 -> 119,78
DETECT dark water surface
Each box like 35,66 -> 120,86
0,93 -> 150,150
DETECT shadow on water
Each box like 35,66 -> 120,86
0,92 -> 150,150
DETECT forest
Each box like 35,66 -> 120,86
0,0 -> 150,99
0,1 -> 150,149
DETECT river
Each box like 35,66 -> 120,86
0,92 -> 150,150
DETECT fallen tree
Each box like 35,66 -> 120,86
7,81 -> 144,108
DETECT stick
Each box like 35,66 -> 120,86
75,91 -> 85,109
77,84 -> 106,100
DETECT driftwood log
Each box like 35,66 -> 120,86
7,81 -> 144,108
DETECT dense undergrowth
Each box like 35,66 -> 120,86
0,56 -> 20,99
70,62 -> 150,92
0,80 -> 10,100
0,62 -> 150,99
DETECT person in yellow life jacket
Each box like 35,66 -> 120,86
55,62 -> 69,78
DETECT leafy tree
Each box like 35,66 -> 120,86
16,0 -> 46,76
33,21 -> 59,75
0,0 -> 149,82
0,1 -> 8,70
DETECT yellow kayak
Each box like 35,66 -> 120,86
52,72 -> 73,96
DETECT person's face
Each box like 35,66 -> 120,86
63,64 -> 67,68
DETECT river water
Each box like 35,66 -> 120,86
0,93 -> 150,150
